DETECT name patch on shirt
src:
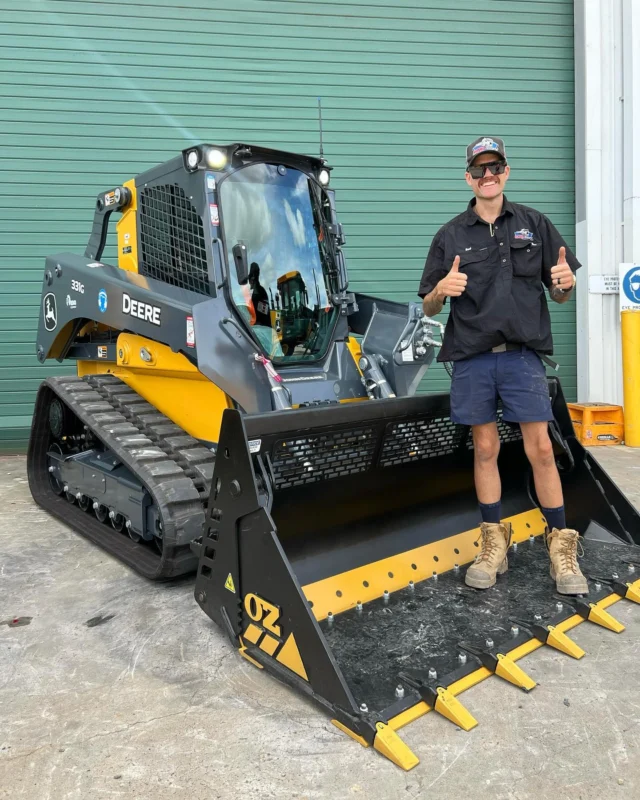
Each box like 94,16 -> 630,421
514,229 -> 534,240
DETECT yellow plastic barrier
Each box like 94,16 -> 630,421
621,309 -> 640,447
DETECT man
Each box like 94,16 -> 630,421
418,136 -> 587,595
248,262 -> 271,327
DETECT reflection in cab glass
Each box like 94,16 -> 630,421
220,163 -> 339,364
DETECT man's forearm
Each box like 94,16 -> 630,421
549,285 -> 573,304
422,286 -> 445,317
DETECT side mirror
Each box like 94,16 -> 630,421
232,241 -> 249,285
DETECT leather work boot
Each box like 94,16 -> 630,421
465,522 -> 512,589
547,528 -> 589,595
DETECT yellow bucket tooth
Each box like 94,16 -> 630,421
434,687 -> 478,731
588,603 -> 625,633
625,582 -> 640,604
546,625 -> 585,659
495,654 -> 537,691
373,722 -> 419,771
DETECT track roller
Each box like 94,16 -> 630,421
110,512 -> 126,532
92,501 -> 109,523
126,519 -> 142,543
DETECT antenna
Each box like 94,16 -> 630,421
317,96 -> 324,158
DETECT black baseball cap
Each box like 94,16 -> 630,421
466,136 -> 507,168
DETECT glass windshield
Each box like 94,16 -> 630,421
220,163 -> 339,364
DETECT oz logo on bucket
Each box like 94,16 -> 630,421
622,268 -> 640,304
98,289 -> 108,313
43,293 -> 57,331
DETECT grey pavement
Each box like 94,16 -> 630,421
2,448 -> 640,800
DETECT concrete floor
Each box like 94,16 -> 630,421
2,448 -> 640,800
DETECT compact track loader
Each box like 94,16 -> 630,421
29,143 -> 640,770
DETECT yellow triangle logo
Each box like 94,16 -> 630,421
224,573 -> 236,593
276,633 -> 308,681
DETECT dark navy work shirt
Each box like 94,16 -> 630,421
418,196 -> 581,362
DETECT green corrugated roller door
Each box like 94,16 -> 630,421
0,0 -> 576,452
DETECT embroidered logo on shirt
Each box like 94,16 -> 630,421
514,229 -> 534,240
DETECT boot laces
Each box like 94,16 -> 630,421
558,532 -> 583,574
475,525 -> 503,563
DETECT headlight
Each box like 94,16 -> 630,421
318,168 -> 330,186
186,149 -> 199,169
206,148 -> 228,169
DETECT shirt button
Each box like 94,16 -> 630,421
499,242 -> 504,246
526,248 -> 531,252
502,258 -> 507,263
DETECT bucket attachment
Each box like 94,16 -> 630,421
194,378 -> 640,769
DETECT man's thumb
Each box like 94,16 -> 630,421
558,246 -> 566,264
451,255 -> 461,272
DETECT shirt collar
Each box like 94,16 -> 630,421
465,195 -> 514,226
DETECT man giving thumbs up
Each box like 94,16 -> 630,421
434,254 -> 468,298
418,135 -> 585,596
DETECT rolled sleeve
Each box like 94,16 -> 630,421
418,228 -> 448,299
539,214 -> 582,289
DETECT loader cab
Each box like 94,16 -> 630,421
218,160 -> 340,363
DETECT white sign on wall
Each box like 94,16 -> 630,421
619,263 -> 640,312
589,274 -> 619,294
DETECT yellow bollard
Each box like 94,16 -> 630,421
621,310 -> 640,447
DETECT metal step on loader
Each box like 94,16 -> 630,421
28,142 -> 640,770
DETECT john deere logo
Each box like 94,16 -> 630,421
43,293 -> 57,331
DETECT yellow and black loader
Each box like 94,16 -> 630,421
28,143 -> 640,769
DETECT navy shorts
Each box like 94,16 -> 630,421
450,347 -> 553,426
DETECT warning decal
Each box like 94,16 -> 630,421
225,573 -> 236,593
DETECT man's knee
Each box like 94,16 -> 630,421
524,429 -> 555,467
473,427 -> 500,463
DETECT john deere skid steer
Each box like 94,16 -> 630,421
29,143 -> 640,769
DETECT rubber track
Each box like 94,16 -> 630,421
27,375 -> 215,580
87,376 -> 215,502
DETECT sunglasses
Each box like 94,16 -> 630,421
467,161 -> 507,179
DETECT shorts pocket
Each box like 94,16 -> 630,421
452,358 -> 471,377
519,351 -> 550,395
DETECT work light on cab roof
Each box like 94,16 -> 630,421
182,143 -> 330,185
